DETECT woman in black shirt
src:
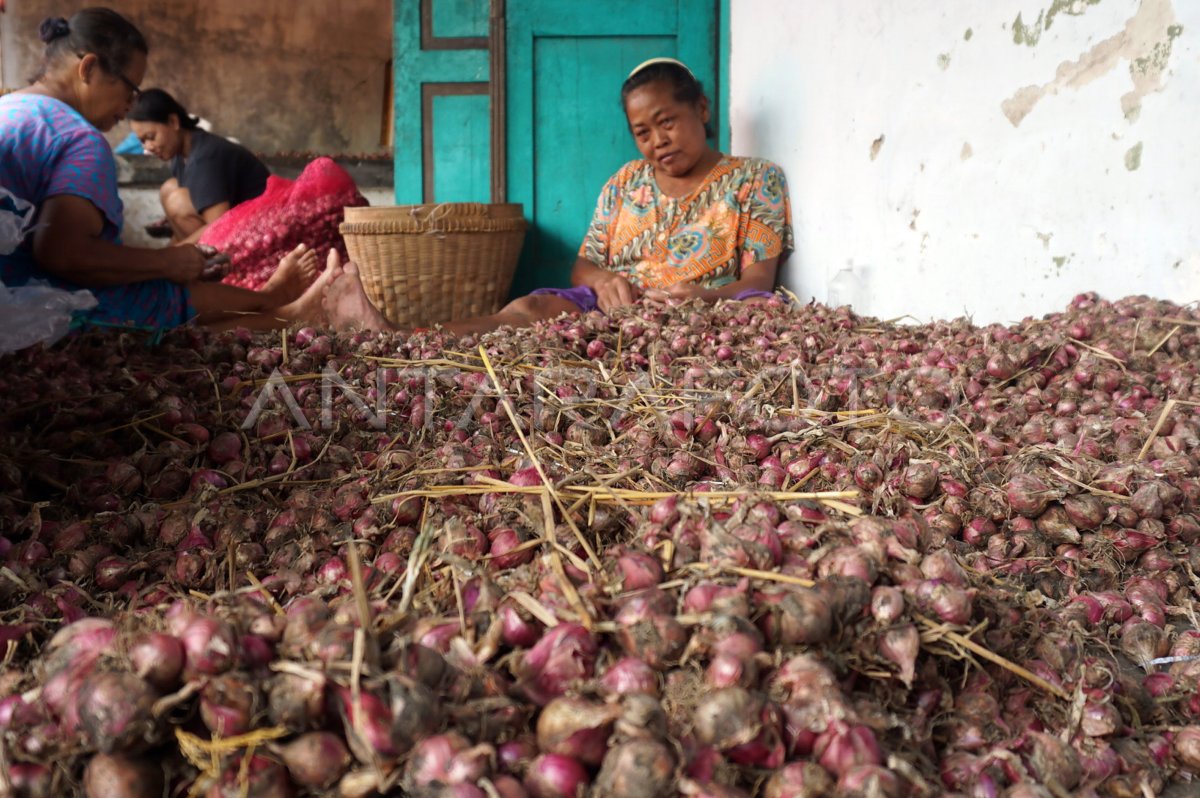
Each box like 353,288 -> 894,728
129,89 -> 269,244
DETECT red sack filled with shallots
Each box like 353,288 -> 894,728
199,157 -> 368,290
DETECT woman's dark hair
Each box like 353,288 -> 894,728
35,8 -> 148,82
129,89 -> 200,129
620,59 -> 712,139
620,60 -> 705,108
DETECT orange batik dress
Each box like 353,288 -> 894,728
578,156 -> 794,290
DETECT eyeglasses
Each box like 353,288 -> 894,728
76,52 -> 141,101
113,71 -> 142,102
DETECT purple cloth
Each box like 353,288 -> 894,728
530,285 -> 601,313
530,285 -> 779,314
0,93 -> 194,331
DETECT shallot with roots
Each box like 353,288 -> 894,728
0,292 -> 1198,794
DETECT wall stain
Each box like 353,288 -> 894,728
1125,141 -> 1144,170
961,142 -> 974,160
938,53 -> 952,70
965,28 -> 974,41
870,135 -> 886,161
1001,0 -> 1181,126
1049,254 -> 1075,277
1013,0 -> 1103,47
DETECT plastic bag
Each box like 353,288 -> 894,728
199,157 -> 367,290
0,279 -> 98,355
0,187 -> 97,354
0,186 -> 34,256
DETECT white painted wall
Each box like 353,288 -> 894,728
731,0 -> 1199,324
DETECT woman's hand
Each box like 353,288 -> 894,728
592,272 -> 641,312
643,282 -> 712,303
167,245 -> 208,284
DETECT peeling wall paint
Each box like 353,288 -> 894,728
1012,0 -> 1104,47
731,0 -> 1199,324
1125,142 -> 1144,170
1001,0 -> 1181,126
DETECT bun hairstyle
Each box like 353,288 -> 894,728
34,7 -> 148,82
129,89 -> 201,130
620,57 -> 712,139
39,17 -> 72,43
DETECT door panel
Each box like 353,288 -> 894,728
430,90 -> 491,202
507,0 -> 719,296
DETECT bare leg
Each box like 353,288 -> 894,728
259,244 -> 320,306
197,254 -> 342,332
320,257 -> 395,332
188,247 -> 322,326
163,184 -> 204,242
438,294 -> 579,336
157,178 -> 179,215
315,252 -> 578,335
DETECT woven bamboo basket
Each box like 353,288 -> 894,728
339,203 -> 527,328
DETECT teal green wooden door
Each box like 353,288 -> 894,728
506,0 -> 721,296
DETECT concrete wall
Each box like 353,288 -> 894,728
0,0 -> 392,155
731,0 -> 1199,324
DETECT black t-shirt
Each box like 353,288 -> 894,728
171,129 -> 269,214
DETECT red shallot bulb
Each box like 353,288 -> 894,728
524,753 -> 588,798
763,762 -> 833,798
536,696 -> 619,766
83,752 -> 165,798
180,616 -> 236,676
838,764 -> 902,797
489,526 -> 535,570
614,592 -> 687,667
128,633 -> 185,691
613,546 -> 664,590
78,671 -> 160,752
200,674 -> 259,737
1174,726 -> 1200,772
406,732 -> 492,787
879,624 -> 920,687
813,720 -> 883,778
599,657 -> 659,697
594,739 -> 676,798
498,603 -> 542,648
870,586 -> 905,624
274,732 -> 351,788
8,762 -> 54,798
1006,473 -> 1057,517
332,685 -> 401,759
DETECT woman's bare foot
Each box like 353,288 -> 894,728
277,249 -> 342,326
261,244 -> 320,305
322,256 -> 394,332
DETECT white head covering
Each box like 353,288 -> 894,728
626,57 -> 696,81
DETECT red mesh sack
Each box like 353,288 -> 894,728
199,157 -> 369,290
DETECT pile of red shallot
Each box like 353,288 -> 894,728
1,291 -> 1199,797
198,157 -> 366,290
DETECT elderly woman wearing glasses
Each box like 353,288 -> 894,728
129,89 -> 270,245
0,8 -> 327,333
